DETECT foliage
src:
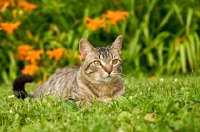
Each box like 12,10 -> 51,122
0,76 -> 200,131
0,0 -> 200,83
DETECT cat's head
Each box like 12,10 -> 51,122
79,35 -> 123,83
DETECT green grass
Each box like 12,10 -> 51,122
0,76 -> 200,132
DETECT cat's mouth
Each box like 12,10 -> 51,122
101,74 -> 116,81
93,72 -> 117,83
102,73 -> 112,78
107,74 -> 111,77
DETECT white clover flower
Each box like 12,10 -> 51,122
9,110 -> 13,114
174,78 -> 178,82
159,78 -> 164,82
173,78 -> 178,83
8,95 -> 15,98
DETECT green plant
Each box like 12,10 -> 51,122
122,0 -> 200,76
0,0 -> 200,83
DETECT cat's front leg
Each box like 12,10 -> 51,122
98,97 -> 112,103
75,100 -> 93,107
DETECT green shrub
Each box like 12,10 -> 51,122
0,0 -> 200,83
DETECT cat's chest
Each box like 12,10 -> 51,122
90,85 -> 112,103
95,85 -> 109,97
91,84 -> 117,98
77,75 -> 124,103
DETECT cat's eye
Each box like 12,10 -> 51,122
112,59 -> 118,65
94,61 -> 101,66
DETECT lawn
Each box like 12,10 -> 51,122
0,75 -> 200,132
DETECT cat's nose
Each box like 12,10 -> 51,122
104,66 -> 112,74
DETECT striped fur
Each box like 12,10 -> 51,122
13,35 -> 124,105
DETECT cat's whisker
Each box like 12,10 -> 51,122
120,74 -> 133,79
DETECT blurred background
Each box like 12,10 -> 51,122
0,0 -> 200,84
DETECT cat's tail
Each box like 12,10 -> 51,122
13,74 -> 34,99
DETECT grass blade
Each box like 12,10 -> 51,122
180,44 -> 187,73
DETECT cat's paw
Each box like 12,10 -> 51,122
75,100 -> 93,107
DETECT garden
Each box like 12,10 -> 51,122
0,0 -> 200,131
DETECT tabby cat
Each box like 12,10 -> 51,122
13,35 -> 125,105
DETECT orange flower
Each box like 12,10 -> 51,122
21,64 -> 38,75
18,1 -> 38,11
103,11 -> 129,25
0,21 -> 21,34
0,0 -> 9,7
18,45 -> 33,60
25,50 -> 43,63
0,0 -> 9,12
85,18 -> 106,30
46,48 -> 64,61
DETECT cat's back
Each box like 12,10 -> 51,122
34,66 -> 80,98
46,65 -> 80,84
55,65 -> 80,76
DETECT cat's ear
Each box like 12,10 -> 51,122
110,35 -> 123,54
79,38 -> 94,60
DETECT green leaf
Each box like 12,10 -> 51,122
147,52 -> 156,66
194,32 -> 200,61
8,51 -> 17,81
186,8 -> 193,35
188,34 -> 196,66
129,29 -> 141,56
172,3 -> 184,25
157,43 -> 164,67
185,41 -> 193,69
158,8 -> 174,31
180,44 -> 187,73
153,32 -> 171,46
